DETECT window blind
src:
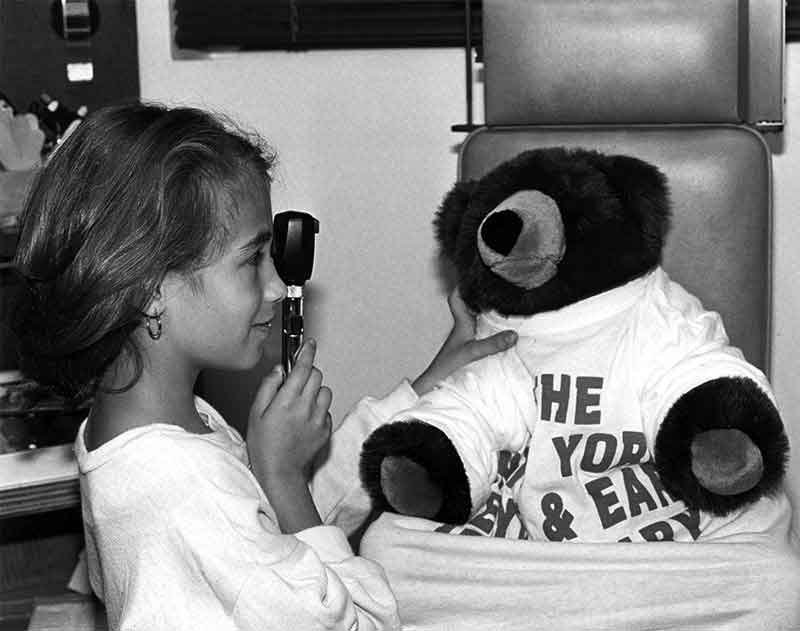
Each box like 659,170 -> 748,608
787,0 -> 800,41
173,0 -> 482,52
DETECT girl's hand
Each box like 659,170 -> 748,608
411,288 -> 518,396
246,339 -> 332,533
247,339 -> 333,485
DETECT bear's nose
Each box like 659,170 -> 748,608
477,189 -> 566,290
480,209 -> 523,256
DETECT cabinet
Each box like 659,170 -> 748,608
0,228 -> 88,630
0,0 -> 139,116
1,2 -> 139,626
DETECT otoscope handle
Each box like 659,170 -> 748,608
273,211 -> 317,375
282,291 -> 303,374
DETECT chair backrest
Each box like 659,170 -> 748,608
458,0 -> 785,372
482,0 -> 784,130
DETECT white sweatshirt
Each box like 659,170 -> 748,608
74,397 -> 400,631
390,267 -> 783,542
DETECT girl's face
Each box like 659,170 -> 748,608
160,186 -> 287,372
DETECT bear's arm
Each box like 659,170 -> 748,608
360,348 -> 535,523
638,278 -> 788,515
654,376 -> 788,515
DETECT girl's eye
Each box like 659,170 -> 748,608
248,249 -> 265,266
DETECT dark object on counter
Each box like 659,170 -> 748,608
28,93 -> 86,154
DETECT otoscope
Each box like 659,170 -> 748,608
272,210 -> 320,374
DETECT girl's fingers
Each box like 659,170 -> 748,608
447,287 -> 469,317
447,287 -> 477,335
301,367 -> 324,403
314,385 -> 333,422
311,387 -> 333,447
252,364 -> 285,415
283,339 -> 316,395
463,330 -> 518,362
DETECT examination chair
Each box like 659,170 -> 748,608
358,1 -> 800,629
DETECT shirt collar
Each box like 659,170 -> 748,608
477,267 -> 661,337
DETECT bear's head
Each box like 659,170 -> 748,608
436,147 -> 672,316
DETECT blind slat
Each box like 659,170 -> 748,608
174,0 -> 482,52
176,0 -> 799,51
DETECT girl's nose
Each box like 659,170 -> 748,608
265,271 -> 287,303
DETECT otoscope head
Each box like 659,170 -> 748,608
272,210 -> 319,286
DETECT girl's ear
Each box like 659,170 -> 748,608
141,283 -> 168,341
143,285 -> 165,319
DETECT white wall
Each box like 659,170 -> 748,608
137,2 -> 469,433
137,1 -> 800,530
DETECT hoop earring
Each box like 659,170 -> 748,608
145,313 -> 163,341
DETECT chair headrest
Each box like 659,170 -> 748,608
483,0 -> 784,131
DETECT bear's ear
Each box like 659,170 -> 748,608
600,154 -> 672,241
434,179 -> 478,261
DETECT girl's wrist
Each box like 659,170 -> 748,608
263,466 -> 308,489
251,458 -> 307,490
260,469 -> 322,533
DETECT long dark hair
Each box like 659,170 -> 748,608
12,101 -> 276,399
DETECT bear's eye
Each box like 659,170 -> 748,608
481,210 -> 523,256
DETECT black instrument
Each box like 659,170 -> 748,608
272,211 -> 319,374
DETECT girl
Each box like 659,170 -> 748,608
13,102 -> 516,630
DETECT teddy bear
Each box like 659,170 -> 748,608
360,147 -> 790,543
